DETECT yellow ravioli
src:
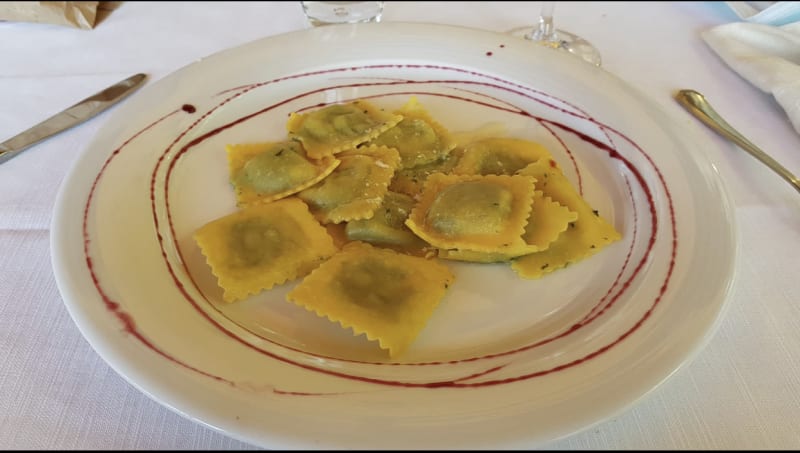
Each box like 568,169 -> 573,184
287,100 -> 403,159
438,190 -> 577,263
522,190 -> 579,249
227,140 -> 339,207
406,173 -> 536,254
345,191 -> 432,256
193,198 -> 337,303
368,96 -> 457,169
389,148 -> 463,197
511,159 -> 621,278
286,242 -> 455,358
436,248 -> 515,264
453,137 -> 553,176
196,95 -> 627,363
297,145 -> 401,224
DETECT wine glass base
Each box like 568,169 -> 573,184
507,26 -> 602,67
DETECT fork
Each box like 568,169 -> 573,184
674,89 -> 800,195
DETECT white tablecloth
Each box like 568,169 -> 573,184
1,1 -> 798,449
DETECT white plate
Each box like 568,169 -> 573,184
51,22 -> 737,449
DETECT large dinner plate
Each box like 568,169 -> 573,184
51,22 -> 736,449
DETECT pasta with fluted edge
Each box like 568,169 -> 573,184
192,97 -> 621,358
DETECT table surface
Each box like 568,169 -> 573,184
1,1 -> 799,449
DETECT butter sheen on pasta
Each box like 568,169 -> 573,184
194,97 -> 621,358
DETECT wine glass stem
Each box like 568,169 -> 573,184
531,2 -> 557,42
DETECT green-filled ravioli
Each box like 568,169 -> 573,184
286,242 -> 454,358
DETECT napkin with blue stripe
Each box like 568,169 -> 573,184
703,2 -> 800,134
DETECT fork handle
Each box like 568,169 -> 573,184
675,89 -> 800,194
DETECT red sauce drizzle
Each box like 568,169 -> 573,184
81,108 -> 233,386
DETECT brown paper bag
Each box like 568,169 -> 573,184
0,2 -> 101,29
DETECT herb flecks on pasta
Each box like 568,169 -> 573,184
368,96 -> 457,169
345,190 -> 433,256
227,140 -> 339,207
297,144 -> 401,224
193,96 -> 622,358
511,159 -> 621,278
438,190 -> 578,263
388,148 -> 463,197
287,100 -> 403,159
405,173 -> 537,255
453,137 -> 553,176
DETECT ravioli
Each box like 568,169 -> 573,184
453,137 -> 553,176
520,191 -> 579,249
438,190 -> 577,263
193,198 -> 336,303
196,95 -> 624,359
388,148 -> 463,197
368,96 -> 457,169
286,241 -> 455,358
297,145 -> 401,224
287,100 -> 403,159
345,191 -> 432,256
511,159 -> 621,278
227,140 -> 339,207
405,173 -> 536,254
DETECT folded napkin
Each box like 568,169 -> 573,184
724,1 -> 800,25
702,21 -> 800,135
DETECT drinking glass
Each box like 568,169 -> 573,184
301,1 -> 385,27
508,2 -> 602,67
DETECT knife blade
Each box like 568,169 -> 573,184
0,73 -> 147,165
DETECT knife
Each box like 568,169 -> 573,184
0,73 -> 147,165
